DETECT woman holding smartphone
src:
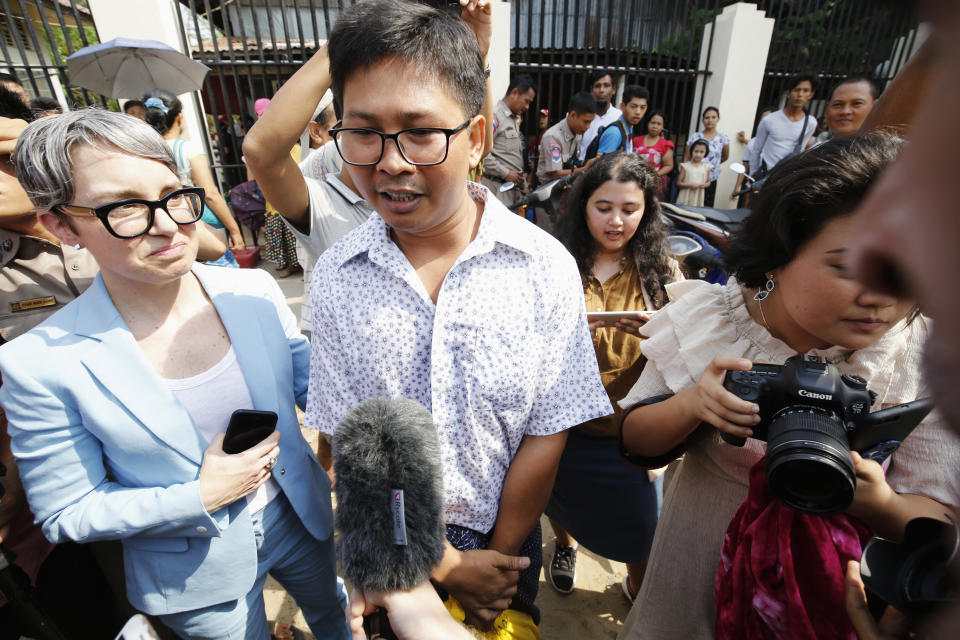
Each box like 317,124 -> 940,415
545,152 -> 682,601
0,110 -> 347,639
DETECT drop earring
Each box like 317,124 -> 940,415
73,243 -> 82,250
753,275 -> 775,301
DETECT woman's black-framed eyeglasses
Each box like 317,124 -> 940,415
54,187 -> 206,239
329,119 -> 472,167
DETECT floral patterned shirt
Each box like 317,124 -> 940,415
305,182 -> 611,532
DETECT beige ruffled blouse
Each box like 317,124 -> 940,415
616,278 -> 960,640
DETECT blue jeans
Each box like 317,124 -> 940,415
159,492 -> 348,639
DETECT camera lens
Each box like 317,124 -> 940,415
764,407 -> 856,515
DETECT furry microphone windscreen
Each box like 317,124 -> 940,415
332,397 -> 446,592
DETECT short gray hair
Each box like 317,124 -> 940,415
12,107 -> 177,211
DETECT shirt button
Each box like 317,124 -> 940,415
196,526 -> 207,534
280,468 -> 285,475
70,264 -> 80,271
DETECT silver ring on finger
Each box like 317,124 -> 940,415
265,456 -> 277,471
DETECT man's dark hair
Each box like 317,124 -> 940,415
785,73 -> 816,93
556,152 -> 674,308
328,0 -> 485,119
569,91 -> 598,115
123,99 -> 145,113
29,96 -> 60,115
726,132 -> 903,288
0,84 -> 32,121
590,69 -> 615,87
622,85 -> 649,105
702,106 -> 720,118
829,75 -> 880,101
0,72 -> 22,88
505,74 -> 536,97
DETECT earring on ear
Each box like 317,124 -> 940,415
73,243 -> 82,250
753,274 -> 775,301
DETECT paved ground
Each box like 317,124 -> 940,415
262,262 -> 632,638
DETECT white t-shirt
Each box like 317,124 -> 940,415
284,174 -> 373,331
578,105 -> 622,163
164,347 -> 281,514
753,109 -> 817,172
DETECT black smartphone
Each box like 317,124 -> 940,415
222,409 -> 278,454
851,397 -> 934,464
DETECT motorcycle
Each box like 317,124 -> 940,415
506,173 -> 577,221
659,164 -> 755,282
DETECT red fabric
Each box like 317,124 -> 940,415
714,460 -> 872,640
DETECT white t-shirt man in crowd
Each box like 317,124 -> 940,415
753,73 -> 818,172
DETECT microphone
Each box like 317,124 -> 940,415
332,397 -> 446,592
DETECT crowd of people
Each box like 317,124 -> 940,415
1,1 -> 959,639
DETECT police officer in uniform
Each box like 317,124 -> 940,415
535,92 -> 597,231
481,74 -> 536,207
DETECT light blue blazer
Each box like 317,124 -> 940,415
0,264 -> 333,615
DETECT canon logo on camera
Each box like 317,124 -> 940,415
798,389 -> 833,400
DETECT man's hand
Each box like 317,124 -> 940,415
0,117 -> 27,155
432,544 -> 530,630
459,0 -> 492,58
504,170 -> 524,184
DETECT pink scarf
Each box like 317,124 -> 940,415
715,460 -> 872,639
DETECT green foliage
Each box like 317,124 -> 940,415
655,6 -> 723,60
39,21 -> 114,109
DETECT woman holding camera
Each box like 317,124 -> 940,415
0,110 -> 347,639
617,132 -> 960,640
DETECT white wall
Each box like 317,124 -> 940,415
489,1 -> 512,100
86,0 -> 211,167
689,3 -> 774,209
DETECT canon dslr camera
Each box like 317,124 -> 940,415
722,354 -> 932,516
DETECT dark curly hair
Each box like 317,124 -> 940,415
555,152 -> 675,308
726,131 -> 903,288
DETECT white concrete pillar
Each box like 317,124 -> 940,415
689,3 -> 774,209
86,0 -> 211,171
488,1 -> 511,99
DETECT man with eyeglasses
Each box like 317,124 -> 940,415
245,1 -> 609,636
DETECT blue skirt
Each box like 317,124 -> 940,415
545,428 -> 663,564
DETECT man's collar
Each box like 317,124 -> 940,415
332,181 -> 537,269
466,182 -> 537,256
327,173 -> 365,205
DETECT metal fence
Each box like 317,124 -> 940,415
0,0 -> 108,108
512,0 -> 921,146
511,0 -> 721,152
177,0 -> 351,188
751,0 -> 920,129
1,0 -> 924,190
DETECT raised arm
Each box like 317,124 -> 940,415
243,46 -> 331,232
460,0 -> 494,158
187,154 -> 245,250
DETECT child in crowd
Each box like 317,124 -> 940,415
546,152 -> 682,602
676,139 -> 711,206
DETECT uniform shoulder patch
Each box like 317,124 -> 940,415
492,116 -> 499,133
549,142 -> 562,164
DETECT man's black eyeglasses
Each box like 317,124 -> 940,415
329,120 -> 472,167
54,187 -> 206,239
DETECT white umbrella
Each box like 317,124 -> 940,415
66,37 -> 210,99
